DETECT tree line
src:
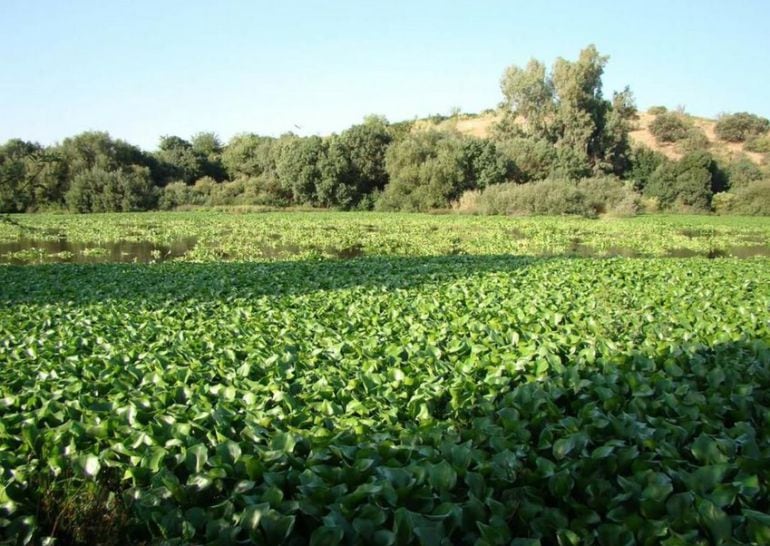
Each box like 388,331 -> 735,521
2,45 -> 768,215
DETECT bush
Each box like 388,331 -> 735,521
647,106 -> 668,115
577,176 -> 640,215
495,137 -> 555,182
724,156 -> 763,189
711,192 -> 735,215
451,190 -> 482,214
471,176 -> 639,217
649,112 -> 691,143
677,128 -> 710,153
714,112 -> 770,142
377,132 -> 514,211
628,147 -> 669,190
66,166 -> 157,213
725,180 -> 770,215
644,151 -> 718,211
745,134 -> 770,153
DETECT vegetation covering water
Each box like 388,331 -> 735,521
0,212 -> 769,264
1,213 -> 770,545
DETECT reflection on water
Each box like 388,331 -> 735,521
1,235 -> 768,264
0,237 -> 198,264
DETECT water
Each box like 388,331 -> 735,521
1,236 -> 768,264
0,237 -> 198,264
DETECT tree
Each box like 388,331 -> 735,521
0,139 -> 67,212
338,116 -> 393,196
59,131 -> 155,179
649,112 -> 690,143
644,151 -> 720,210
316,136 -> 356,208
723,156 -> 763,189
498,45 -> 636,177
154,135 -> 204,184
714,112 -> 770,142
378,132 -> 513,211
628,147 -> 669,191
275,135 -> 326,205
65,166 -> 157,212
221,134 -> 278,180
191,132 -> 227,181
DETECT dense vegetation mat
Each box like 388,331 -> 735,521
1,256 -> 769,544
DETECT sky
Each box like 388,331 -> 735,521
1,0 -> 769,150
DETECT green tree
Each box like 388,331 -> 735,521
59,131 -> 155,179
221,134 -> 278,180
154,135 -> 204,184
338,116 -> 393,196
0,140 -> 67,212
191,132 -> 227,181
628,147 -> 669,191
649,112 -> 691,143
65,166 -> 157,212
498,45 -> 636,177
275,135 -> 326,205
645,151 -> 720,210
723,156 -> 763,189
378,132 -> 512,211
714,112 -> 770,142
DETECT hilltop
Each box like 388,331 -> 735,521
413,109 -> 766,165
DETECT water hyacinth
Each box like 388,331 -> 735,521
0,213 -> 769,544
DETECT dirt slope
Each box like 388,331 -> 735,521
416,110 -> 765,164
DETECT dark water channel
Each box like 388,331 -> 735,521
0,237 -> 198,264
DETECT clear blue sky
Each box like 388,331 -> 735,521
2,0 -> 769,150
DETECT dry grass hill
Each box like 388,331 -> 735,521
414,109 -> 766,165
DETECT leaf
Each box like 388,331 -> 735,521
690,434 -> 726,464
696,497 -> 731,543
186,444 -> 208,473
261,510 -> 295,543
271,432 -> 296,453
553,436 -> 575,460
81,454 -> 101,478
310,525 -> 344,546
240,503 -> 270,531
429,460 -> 457,491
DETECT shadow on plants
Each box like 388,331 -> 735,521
0,254 -> 548,305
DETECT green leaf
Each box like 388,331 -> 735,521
310,525 -> 344,546
690,435 -> 726,464
271,432 -> 296,453
81,454 -> 101,478
553,436 -> 575,460
429,460 -> 457,491
186,444 -> 208,473
696,497 -> 731,543
240,503 -> 270,531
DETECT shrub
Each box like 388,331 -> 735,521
727,180 -> 770,215
644,151 -> 718,211
377,132 -> 514,211
495,137 -> 555,182
711,192 -> 735,215
577,176 -> 639,215
628,147 -> 669,190
472,176 -> 638,217
649,112 -> 691,143
714,112 -> 770,142
744,134 -> 770,153
647,106 -> 668,115
451,190 -> 482,213
724,156 -> 763,189
677,128 -> 710,153
65,166 -> 157,213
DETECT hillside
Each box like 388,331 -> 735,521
415,110 -> 766,164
